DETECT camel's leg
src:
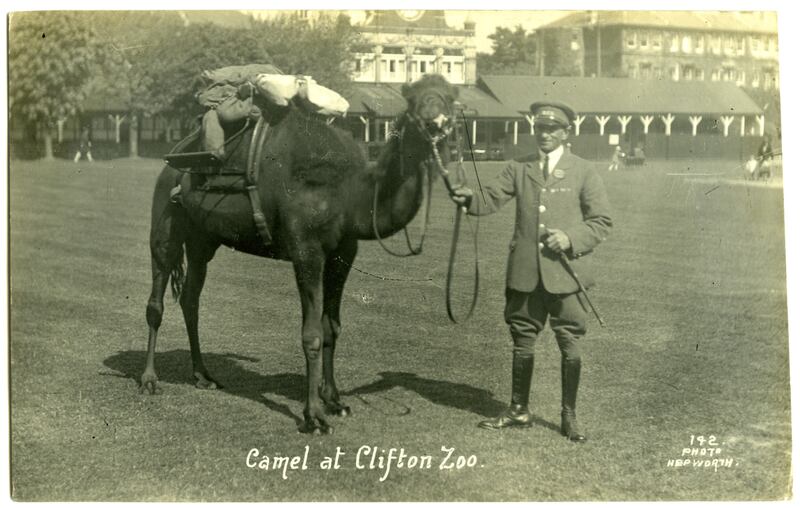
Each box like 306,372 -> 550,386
142,177 -> 187,395
181,237 -> 222,390
292,245 -> 331,434
141,257 -> 171,395
320,239 -> 357,416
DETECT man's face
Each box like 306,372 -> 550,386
535,123 -> 569,153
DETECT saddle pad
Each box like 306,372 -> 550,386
165,151 -> 223,169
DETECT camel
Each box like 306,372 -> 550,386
142,74 -> 458,434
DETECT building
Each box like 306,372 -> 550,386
342,10 -> 519,156
479,75 -> 767,160
536,11 -> 779,92
351,10 -> 478,85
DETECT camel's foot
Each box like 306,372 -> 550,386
194,371 -> 222,390
139,372 -> 162,395
300,411 -> 333,435
324,401 -> 352,417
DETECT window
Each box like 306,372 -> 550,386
711,69 -> 720,81
389,60 -> 396,73
354,59 -> 361,72
722,67 -> 735,81
627,31 -> 636,48
640,31 -> 648,48
711,36 -> 721,55
419,61 -> 427,73
571,32 -> 580,51
683,65 -> 695,80
444,62 -> 452,73
639,62 -> 652,79
768,37 -> 777,53
694,35 -> 704,53
751,36 -> 761,52
652,34 -> 662,49
682,35 -> 692,53
671,64 -> 680,81
737,37 -> 745,54
725,37 -> 735,54
752,72 -> 760,88
670,34 -> 679,52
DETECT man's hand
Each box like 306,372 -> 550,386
451,186 -> 474,207
545,228 -> 571,254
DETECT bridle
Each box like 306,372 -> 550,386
371,92 -> 481,323
371,96 -> 454,258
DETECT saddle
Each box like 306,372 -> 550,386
165,116 -> 273,246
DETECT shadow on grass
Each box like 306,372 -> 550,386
103,352 -> 554,429
103,349 -> 305,427
345,371 -> 508,420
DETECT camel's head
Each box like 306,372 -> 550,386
401,74 -> 459,143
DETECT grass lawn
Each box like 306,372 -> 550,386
9,156 -> 791,501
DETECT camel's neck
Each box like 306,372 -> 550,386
352,133 -> 432,239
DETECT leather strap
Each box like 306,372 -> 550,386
245,117 -> 273,246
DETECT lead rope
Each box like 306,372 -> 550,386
430,136 -> 480,324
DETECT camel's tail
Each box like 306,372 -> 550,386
169,250 -> 186,301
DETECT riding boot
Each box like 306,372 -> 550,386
479,353 -> 534,430
560,358 -> 587,443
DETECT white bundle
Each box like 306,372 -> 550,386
255,74 -> 349,116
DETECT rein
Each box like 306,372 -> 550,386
370,102 -> 482,323
372,122 -> 433,257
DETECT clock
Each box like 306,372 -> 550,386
398,10 -> 424,22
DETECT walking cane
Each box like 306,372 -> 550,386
558,252 -> 606,327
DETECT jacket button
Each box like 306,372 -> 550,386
538,242 -> 544,250
539,205 -> 546,213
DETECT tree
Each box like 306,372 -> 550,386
543,30 -> 582,77
9,12 -> 99,160
258,12 -> 361,93
477,25 -> 539,76
86,11 -> 181,157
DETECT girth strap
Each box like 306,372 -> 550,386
245,116 -> 273,246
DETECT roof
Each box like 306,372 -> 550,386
478,75 -> 763,116
343,84 -> 408,116
342,82 -> 520,118
362,10 -> 449,30
540,11 -> 777,35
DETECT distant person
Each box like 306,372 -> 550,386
632,144 -> 645,165
756,135 -> 774,180
608,146 -> 623,171
745,156 -> 758,180
450,101 -> 612,443
73,127 -> 93,163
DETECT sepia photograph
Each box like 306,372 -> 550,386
5,3 -> 793,501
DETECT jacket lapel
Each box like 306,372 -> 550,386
544,151 -> 573,188
524,153 -> 545,187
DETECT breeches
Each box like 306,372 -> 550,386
504,285 -> 587,361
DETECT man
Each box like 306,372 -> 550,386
755,135 -> 774,180
73,126 -> 93,163
451,101 -> 612,442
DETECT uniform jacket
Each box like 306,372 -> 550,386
468,151 -> 612,294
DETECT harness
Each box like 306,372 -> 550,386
371,100 -> 481,323
166,116 -> 273,246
